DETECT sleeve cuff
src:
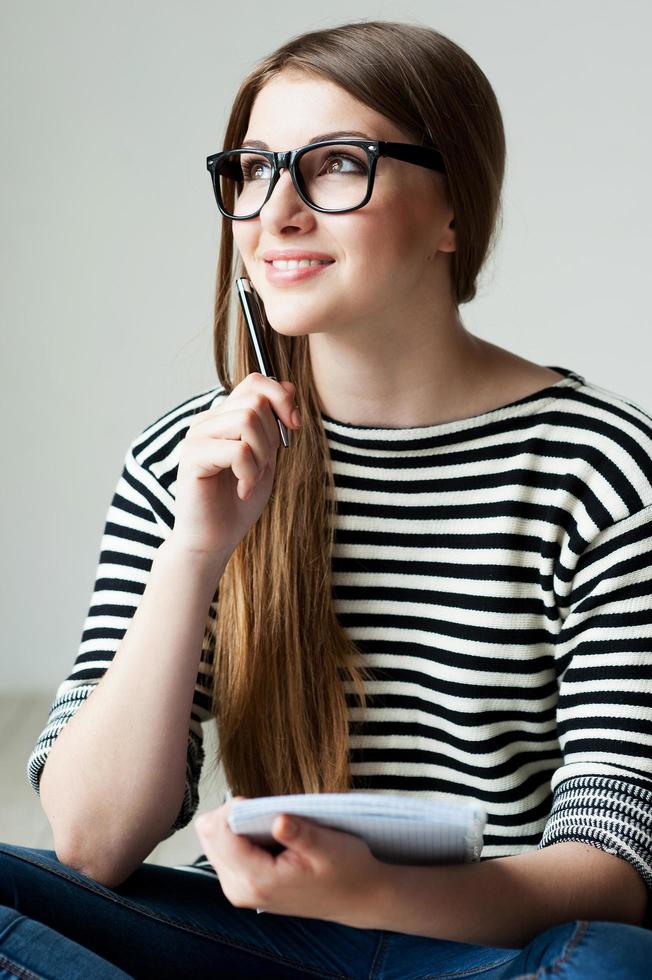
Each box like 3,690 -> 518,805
538,774 -> 652,891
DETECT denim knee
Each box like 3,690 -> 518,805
506,918 -> 652,979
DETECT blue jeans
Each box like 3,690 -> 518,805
1,842 -> 651,979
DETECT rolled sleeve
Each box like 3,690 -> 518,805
539,504 -> 652,891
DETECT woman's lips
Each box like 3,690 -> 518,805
264,260 -> 335,285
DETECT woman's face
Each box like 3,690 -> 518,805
231,70 -> 455,340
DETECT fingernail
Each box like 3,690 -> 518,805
291,409 -> 302,427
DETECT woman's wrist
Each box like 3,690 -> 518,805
158,533 -> 230,593
340,857 -> 401,931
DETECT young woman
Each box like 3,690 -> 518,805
3,19 -> 652,979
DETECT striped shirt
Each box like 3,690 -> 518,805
27,365 -> 652,892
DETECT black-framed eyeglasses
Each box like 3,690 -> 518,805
205,138 -> 447,220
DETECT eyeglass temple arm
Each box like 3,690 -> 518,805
378,140 -> 446,174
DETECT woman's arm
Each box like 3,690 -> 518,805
192,800 -> 646,944
39,536 -> 227,888
360,841 -> 648,947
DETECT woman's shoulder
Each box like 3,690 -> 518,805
136,383 -> 228,437
557,368 -> 652,441
548,368 -> 652,520
127,382 -> 229,480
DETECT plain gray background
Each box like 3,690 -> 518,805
2,0 -> 651,694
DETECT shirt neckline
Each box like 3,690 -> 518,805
319,365 -> 585,439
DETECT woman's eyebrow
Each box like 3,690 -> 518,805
241,130 -> 376,149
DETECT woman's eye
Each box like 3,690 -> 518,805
242,158 -> 271,180
322,154 -> 367,176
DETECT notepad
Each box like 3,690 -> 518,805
228,792 -> 487,866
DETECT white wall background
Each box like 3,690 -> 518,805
2,0 -> 651,693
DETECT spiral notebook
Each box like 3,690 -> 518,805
228,791 -> 487,913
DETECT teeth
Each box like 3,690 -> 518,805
270,259 -> 331,269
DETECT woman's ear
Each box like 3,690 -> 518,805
436,215 -> 456,253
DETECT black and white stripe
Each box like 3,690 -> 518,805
27,367 -> 652,891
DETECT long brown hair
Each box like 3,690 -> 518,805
206,20 -> 506,798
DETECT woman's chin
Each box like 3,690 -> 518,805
267,321 -> 318,339
263,304 -> 330,337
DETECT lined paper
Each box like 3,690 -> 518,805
228,792 -> 487,866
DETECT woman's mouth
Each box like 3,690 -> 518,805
264,258 -> 335,285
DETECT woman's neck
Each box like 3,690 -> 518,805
309,308 -> 559,428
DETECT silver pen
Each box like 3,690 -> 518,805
235,277 -> 290,449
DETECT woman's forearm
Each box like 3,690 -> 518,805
39,535 -> 228,887
357,841 -> 648,948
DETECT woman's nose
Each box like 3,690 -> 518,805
259,167 -> 312,222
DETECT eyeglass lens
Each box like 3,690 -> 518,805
217,143 -> 371,217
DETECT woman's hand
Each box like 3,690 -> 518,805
193,797 -> 387,928
170,373 -> 301,563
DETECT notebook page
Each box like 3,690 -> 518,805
228,792 -> 486,865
